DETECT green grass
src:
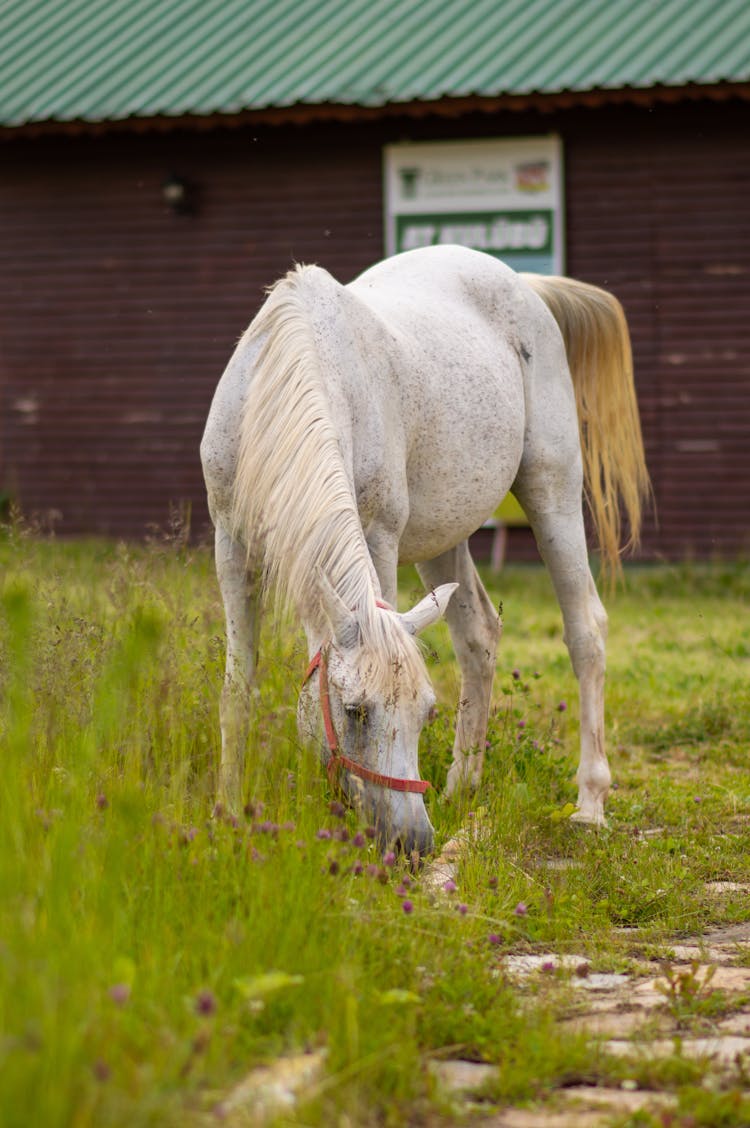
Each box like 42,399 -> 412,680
0,534 -> 748,1125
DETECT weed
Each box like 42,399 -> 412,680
655,961 -> 728,1025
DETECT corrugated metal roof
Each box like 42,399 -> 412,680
2,0 -> 749,129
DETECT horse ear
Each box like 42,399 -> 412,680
317,570 -> 360,649
399,583 -> 459,636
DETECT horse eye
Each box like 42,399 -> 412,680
344,703 -> 369,726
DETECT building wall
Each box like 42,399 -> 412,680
1,100 -> 748,557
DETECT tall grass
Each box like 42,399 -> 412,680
1,535 -> 748,1125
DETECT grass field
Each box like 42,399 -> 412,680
1,532 -> 749,1126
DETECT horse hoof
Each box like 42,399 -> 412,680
570,806 -> 608,828
445,763 -> 482,799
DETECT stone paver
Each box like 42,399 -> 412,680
717,1011 -> 750,1035
561,1009 -> 670,1037
208,1050 -> 326,1124
428,1058 -> 497,1096
604,1034 -> 750,1065
476,1086 -> 676,1128
488,1109 -> 609,1127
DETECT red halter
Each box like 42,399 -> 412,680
302,603 -> 431,796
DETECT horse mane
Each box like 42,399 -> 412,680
231,264 -> 426,696
522,273 -> 652,583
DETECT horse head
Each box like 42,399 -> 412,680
299,579 -> 458,856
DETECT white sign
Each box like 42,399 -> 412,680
384,136 -> 563,273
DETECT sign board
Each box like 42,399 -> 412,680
384,136 -> 563,273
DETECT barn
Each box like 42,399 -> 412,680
1,0 -> 749,560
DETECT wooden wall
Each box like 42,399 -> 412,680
1,100 -> 748,558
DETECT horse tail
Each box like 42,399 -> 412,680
521,273 -> 651,582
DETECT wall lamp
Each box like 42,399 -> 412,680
162,173 -> 195,214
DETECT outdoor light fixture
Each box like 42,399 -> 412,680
162,173 -> 193,213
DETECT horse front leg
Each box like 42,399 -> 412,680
214,524 -> 261,814
418,541 -> 502,794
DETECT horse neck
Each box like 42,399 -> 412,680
231,265 -> 379,621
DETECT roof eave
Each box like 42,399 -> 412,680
2,80 -> 749,140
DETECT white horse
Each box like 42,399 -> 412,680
201,244 -> 649,853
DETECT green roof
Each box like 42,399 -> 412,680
2,0 -> 750,129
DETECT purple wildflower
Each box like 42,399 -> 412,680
195,989 -> 217,1016
92,1059 -> 111,1082
512,668 -> 521,681
365,826 -> 377,839
316,828 -> 332,840
383,850 -> 397,867
352,832 -> 366,848
96,793 -> 108,810
402,899 -> 414,914
457,903 -> 469,915
513,902 -> 528,917
443,879 -> 457,894
108,983 -> 130,1006
557,701 -> 567,712
488,933 -> 502,946
329,800 -> 346,819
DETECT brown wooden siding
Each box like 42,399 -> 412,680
564,103 -> 750,559
1,102 -> 748,558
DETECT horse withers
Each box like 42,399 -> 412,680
201,245 -> 649,853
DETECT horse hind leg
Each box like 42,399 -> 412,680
214,524 -> 261,814
417,541 -> 502,794
512,473 -> 611,825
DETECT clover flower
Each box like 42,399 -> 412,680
195,989 -> 217,1016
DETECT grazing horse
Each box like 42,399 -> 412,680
201,244 -> 649,853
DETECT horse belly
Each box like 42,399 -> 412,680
398,373 -> 525,564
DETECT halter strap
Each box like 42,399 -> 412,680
302,601 -> 431,796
